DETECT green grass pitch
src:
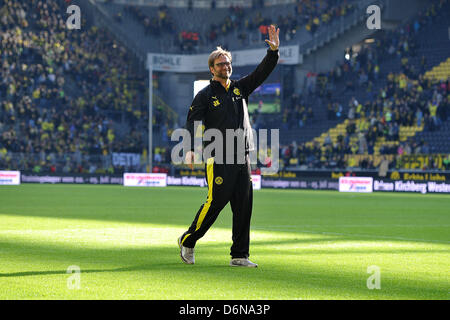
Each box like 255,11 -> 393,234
0,184 -> 448,300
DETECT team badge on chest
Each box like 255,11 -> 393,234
212,96 -> 220,107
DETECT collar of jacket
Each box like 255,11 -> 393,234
210,79 -> 235,92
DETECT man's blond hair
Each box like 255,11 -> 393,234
208,46 -> 232,70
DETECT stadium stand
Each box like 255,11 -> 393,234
0,0 -> 448,174
277,0 -> 449,171
0,0 -> 175,174
95,0 -> 361,54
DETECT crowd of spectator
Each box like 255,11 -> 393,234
123,4 -> 175,37
276,0 -> 449,170
205,0 -> 355,50
207,0 -> 355,49
281,96 -> 315,129
297,0 -> 355,35
303,0 -> 447,100
0,0 -> 175,174
106,0 -> 357,54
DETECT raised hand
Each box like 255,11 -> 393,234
184,150 -> 195,170
265,25 -> 280,51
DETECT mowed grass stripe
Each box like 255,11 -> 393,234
0,184 -> 448,299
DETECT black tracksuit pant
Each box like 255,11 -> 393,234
180,155 -> 253,259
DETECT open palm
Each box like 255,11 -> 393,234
265,25 -> 280,51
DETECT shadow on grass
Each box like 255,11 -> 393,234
0,237 -> 448,299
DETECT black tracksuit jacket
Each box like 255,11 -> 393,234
185,48 -> 279,162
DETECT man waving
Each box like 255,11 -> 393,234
179,25 -> 280,267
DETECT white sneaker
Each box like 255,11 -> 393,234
178,236 -> 195,264
230,258 -> 258,268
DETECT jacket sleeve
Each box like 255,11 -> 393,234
237,49 -> 279,98
185,90 -> 208,151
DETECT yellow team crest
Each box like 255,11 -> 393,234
212,96 -> 220,107
215,176 -> 223,185
390,171 -> 400,180
233,88 -> 241,96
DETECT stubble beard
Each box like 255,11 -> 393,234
215,69 -> 231,80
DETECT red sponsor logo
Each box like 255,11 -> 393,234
341,179 -> 371,184
0,174 -> 18,177
126,175 -> 165,180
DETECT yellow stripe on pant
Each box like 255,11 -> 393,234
195,157 -> 215,231
181,157 -> 214,246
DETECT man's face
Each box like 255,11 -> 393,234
211,55 -> 232,80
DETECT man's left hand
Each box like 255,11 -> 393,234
265,25 -> 280,51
